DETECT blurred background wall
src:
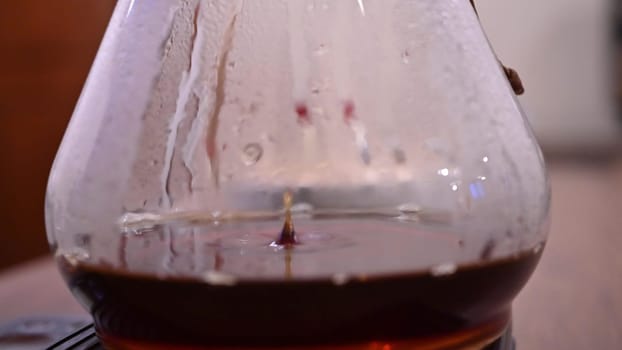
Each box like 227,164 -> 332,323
0,1 -> 116,269
479,0 -> 622,155
0,0 -> 620,270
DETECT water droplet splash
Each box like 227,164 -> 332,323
275,190 -> 298,246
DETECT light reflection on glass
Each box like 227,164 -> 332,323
469,182 -> 486,199
357,0 -> 366,16
126,0 -> 136,19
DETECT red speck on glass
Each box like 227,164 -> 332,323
343,100 -> 356,125
295,103 -> 311,125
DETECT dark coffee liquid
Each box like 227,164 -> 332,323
58,220 -> 542,350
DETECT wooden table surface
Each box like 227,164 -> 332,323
1,160 -> 621,349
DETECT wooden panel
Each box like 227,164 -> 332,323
0,0 -> 116,270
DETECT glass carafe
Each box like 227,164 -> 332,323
46,1 -> 550,349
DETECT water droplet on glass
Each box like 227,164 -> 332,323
401,50 -> 410,64
480,239 -> 496,260
450,181 -> 460,192
437,168 -> 450,177
431,263 -> 457,277
313,44 -> 328,56
210,211 -> 223,226
74,233 -> 92,248
242,143 -> 263,166
393,148 -> 407,164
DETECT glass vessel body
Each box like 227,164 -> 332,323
46,0 -> 550,349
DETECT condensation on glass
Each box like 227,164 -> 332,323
46,0 -> 549,277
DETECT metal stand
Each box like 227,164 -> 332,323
483,325 -> 515,350
0,317 -> 517,350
